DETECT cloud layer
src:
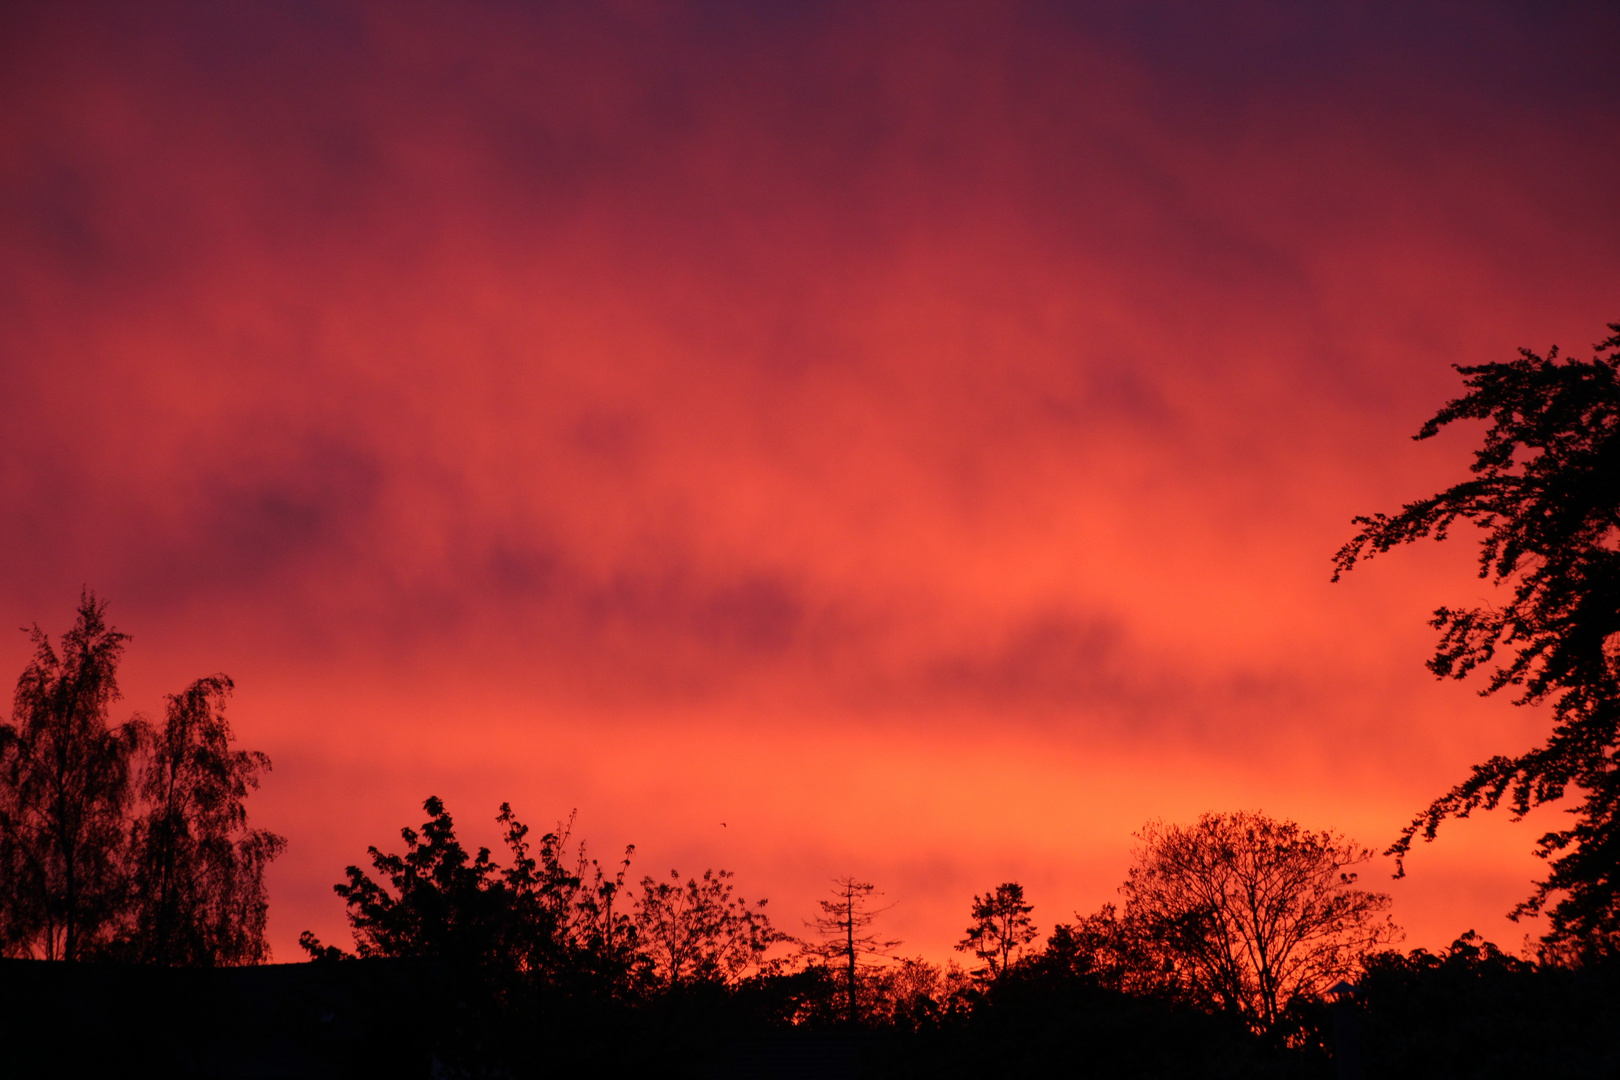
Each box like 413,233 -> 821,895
3,0 -> 1618,959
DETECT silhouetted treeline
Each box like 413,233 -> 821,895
6,920 -> 1614,1077
4,778 -> 1616,1076
5,595 -> 1618,1077
0,955 -> 427,1077
277,797 -> 1620,1078
1343,933 -> 1620,1078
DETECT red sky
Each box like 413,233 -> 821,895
3,0 -> 1619,964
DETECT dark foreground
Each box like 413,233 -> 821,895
3,944 -> 1618,1079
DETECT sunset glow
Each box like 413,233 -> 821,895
3,1 -> 1618,965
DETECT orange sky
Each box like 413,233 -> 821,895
3,1 -> 1619,965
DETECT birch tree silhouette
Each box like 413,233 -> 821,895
124,675 -> 285,965
0,594 -> 283,964
0,593 -> 139,959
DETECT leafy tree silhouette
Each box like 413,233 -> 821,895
1334,324 -> 1620,955
300,798 -> 649,1077
956,882 -> 1037,984
862,955 -> 970,1029
634,868 -> 789,987
1106,811 -> 1398,1034
314,796 -> 512,965
304,797 -> 636,991
1038,905 -> 1173,1000
498,803 -> 637,988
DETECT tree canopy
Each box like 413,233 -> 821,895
956,882 -> 1037,984
1334,324 -> 1620,954
1092,811 -> 1398,1034
307,797 -> 636,991
635,868 -> 786,987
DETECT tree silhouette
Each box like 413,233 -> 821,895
1117,811 -> 1398,1034
1,595 -> 284,964
634,868 -> 788,987
317,796 -> 511,965
497,803 -> 636,986
803,877 -> 899,1025
307,796 -> 637,991
956,881 -> 1037,983
0,593 -> 139,960
124,675 -> 285,965
1334,324 -> 1620,954
1040,904 -> 1172,999
864,955 -> 969,1028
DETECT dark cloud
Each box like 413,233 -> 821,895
142,436 -> 383,596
